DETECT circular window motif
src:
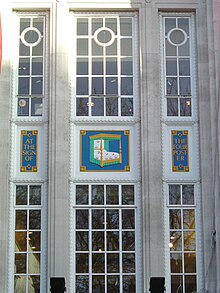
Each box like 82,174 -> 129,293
94,27 -> 115,47
21,27 -> 41,47
167,28 -> 187,46
18,99 -> 27,107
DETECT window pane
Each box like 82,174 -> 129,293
123,275 -> 136,293
28,253 -> 40,273
170,253 -> 182,273
180,98 -> 191,116
32,41 -> 43,56
169,185 -> 181,205
92,253 -> 105,273
179,41 -> 189,56
106,58 -> 117,75
76,185 -> 89,205
106,40 -> 117,55
29,231 -> 41,252
15,232 -> 27,252
92,98 -> 104,116
178,18 -> 189,35
106,185 -> 119,205
107,276 -> 120,293
29,186 -> 41,205
76,231 -> 89,251
19,58 -> 30,75
169,209 -> 181,229
121,77 -> 133,95
76,98 -> 89,116
122,210 -> 135,229
166,59 -> 177,75
20,40 -> 30,56
185,275 -> 197,292
77,19 -> 88,35
31,98 -> 43,116
107,253 -> 119,273
92,58 -> 103,75
76,276 -> 89,293
121,39 -> 132,56
77,39 -> 88,55
77,58 -> 88,75
28,276 -> 40,293
32,58 -> 43,75
18,77 -> 29,95
184,232 -> 196,251
166,77 -> 178,95
106,78 -> 118,95
171,275 -> 183,293
92,276 -> 105,292
165,18 -> 176,35
183,210 -> 195,229
29,210 -> 41,229
76,253 -> 89,273
122,253 -> 135,273
179,77 -> 191,95
121,57 -> 133,75
16,186 -> 28,205
92,39 -> 103,55
107,209 -> 119,229
120,18 -> 132,36
33,18 -> 43,33
77,77 -> 88,95
92,185 -> 104,205
106,97 -> 118,116
122,185 -> 134,205
92,210 -> 104,229
122,231 -> 135,251
165,40 -> 176,56
76,210 -> 89,229
31,77 -> 43,95
76,275 -> 89,293
92,231 -> 104,251
92,18 -> 103,34
121,98 -> 133,116
170,231 -> 182,251
18,98 -> 29,116
107,231 -> 119,251
182,185 -> 194,205
179,59 -> 190,75
16,210 -> 27,230
15,254 -> 26,273
106,18 -> 117,34
167,98 -> 178,116
92,77 -> 104,94
184,253 -> 196,273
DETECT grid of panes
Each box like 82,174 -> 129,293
76,16 -> 134,117
168,184 -> 197,293
14,185 -> 42,293
74,184 -> 136,293
164,17 -> 192,117
17,16 -> 45,117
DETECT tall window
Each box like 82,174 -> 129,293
163,17 -> 193,117
73,184 -> 137,292
14,185 -> 43,293
168,184 -> 197,293
75,15 -> 135,117
17,15 -> 46,117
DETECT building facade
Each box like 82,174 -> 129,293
0,0 -> 219,292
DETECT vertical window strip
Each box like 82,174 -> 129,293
14,184 -> 42,293
73,184 -> 137,293
75,15 -> 134,117
163,16 -> 193,117
17,15 -> 46,117
168,184 -> 197,293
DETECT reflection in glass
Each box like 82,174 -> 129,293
122,185 -> 134,205
92,77 -> 104,94
28,275 -> 40,293
106,97 -> 118,116
31,98 -> 43,116
76,253 -> 89,273
76,275 -> 89,293
167,98 -> 178,116
29,210 -> 41,229
170,231 -> 182,251
170,253 -> 182,273
122,231 -> 135,251
19,58 -> 30,75
185,275 -> 197,292
29,231 -> 41,252
76,231 -> 89,251
77,58 -> 88,75
32,41 -> 43,56
92,185 -> 104,205
76,77 -> 88,95
92,231 -> 104,251
107,253 -> 119,273
107,231 -> 119,251
182,185 -> 194,205
122,253 -> 135,273
107,209 -> 119,229
122,210 -> 135,229
171,275 -> 183,293
28,253 -> 40,274
31,77 -> 43,95
29,186 -> 41,205
180,98 -> 191,116
121,98 -> 133,116
106,58 -> 117,74
76,210 -> 89,229
76,98 -> 89,116
121,77 -> 133,95
183,209 -> 195,229
107,275 -> 120,293
166,77 -> 178,95
92,58 -> 103,75
18,77 -> 30,95
76,185 -> 89,205
121,57 -> 133,75
14,276 -> 26,292
179,59 -> 190,76
92,98 -> 104,116
106,185 -> 119,205
92,210 -> 104,229
169,185 -> 181,205
16,186 -> 28,205
106,78 -> 118,95
92,254 -> 105,273
184,231 -> 196,251
169,209 -> 181,229
32,58 -> 43,75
